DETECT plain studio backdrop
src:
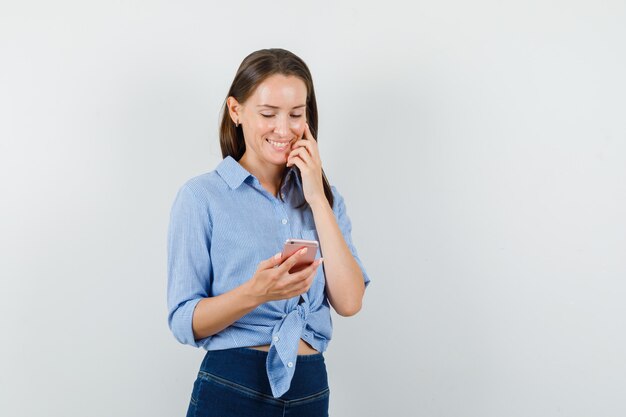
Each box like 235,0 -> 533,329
1,1 -> 625,416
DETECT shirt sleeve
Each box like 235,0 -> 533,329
166,183 -> 213,347
331,185 -> 371,289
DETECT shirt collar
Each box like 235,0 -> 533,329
216,155 -> 300,190
285,164 -> 299,187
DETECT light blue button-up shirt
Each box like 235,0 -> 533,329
166,155 -> 371,398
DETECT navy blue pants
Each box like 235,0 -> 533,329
186,347 -> 330,417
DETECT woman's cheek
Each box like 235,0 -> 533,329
293,122 -> 305,137
256,118 -> 268,128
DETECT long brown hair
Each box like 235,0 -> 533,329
219,48 -> 333,210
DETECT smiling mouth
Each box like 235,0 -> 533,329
266,138 -> 291,150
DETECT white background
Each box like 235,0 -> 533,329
1,1 -> 625,416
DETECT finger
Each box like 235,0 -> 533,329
260,252 -> 282,270
291,142 -> 313,161
293,147 -> 314,165
304,122 -> 315,141
289,257 -> 323,282
301,257 -> 323,277
285,285 -> 306,300
278,247 -> 308,274
286,154 -> 306,171
291,266 -> 320,294
291,139 -> 317,158
288,148 -> 313,167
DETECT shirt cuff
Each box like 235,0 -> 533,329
168,297 -> 204,347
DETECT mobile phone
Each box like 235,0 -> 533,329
281,238 -> 318,273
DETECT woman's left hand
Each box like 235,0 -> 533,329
287,122 -> 326,206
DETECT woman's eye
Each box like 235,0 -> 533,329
260,114 -> 302,118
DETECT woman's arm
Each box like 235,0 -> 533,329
309,197 -> 366,317
191,283 -> 261,340
191,250 -> 322,341
285,122 -> 370,317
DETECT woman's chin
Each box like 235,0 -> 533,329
264,152 -> 289,165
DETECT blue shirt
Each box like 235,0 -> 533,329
166,155 -> 371,398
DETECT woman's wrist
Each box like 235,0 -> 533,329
308,196 -> 331,213
240,280 -> 266,308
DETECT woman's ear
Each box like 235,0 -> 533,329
226,96 -> 241,124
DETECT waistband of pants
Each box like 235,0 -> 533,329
198,346 -> 328,400
227,346 -> 325,361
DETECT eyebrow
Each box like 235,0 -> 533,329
256,104 -> 306,109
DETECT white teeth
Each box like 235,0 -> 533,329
267,139 -> 288,148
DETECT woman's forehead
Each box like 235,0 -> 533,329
250,75 -> 307,108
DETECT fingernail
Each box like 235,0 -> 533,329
317,257 -> 324,264
274,252 -> 281,259
299,248 -> 308,255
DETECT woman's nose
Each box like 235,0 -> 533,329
273,115 -> 290,137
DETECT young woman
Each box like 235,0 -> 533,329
167,48 -> 371,417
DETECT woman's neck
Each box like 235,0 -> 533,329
238,152 -> 285,196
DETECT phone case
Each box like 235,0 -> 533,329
281,238 -> 318,273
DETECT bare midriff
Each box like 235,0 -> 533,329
247,338 -> 319,355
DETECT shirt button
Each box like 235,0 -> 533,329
273,336 -> 279,342
288,362 -> 293,368
281,218 -> 288,224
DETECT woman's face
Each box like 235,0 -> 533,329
230,74 -> 308,167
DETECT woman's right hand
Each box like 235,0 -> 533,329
247,248 -> 324,303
